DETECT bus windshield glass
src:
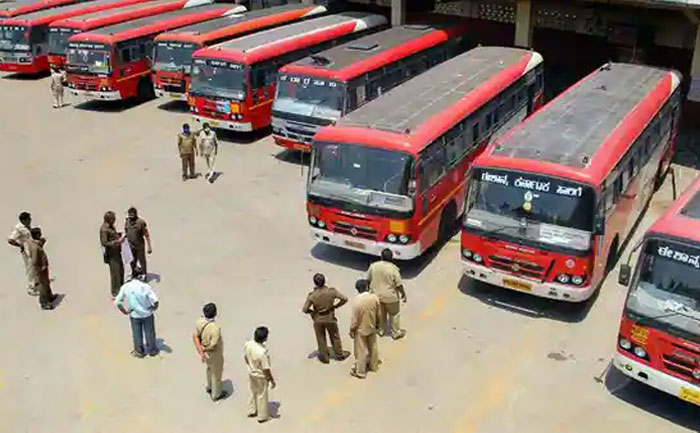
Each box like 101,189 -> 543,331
275,73 -> 344,120
154,41 -> 198,73
48,28 -> 79,55
66,43 -> 112,74
308,141 -> 415,214
0,25 -> 29,51
190,58 -> 246,101
464,168 -> 595,251
626,239 -> 700,340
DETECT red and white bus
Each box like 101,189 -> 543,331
615,174 -> 700,407
188,12 -> 387,132
48,0 -> 208,69
0,0 -> 157,74
307,47 -> 543,260
461,63 -> 681,302
272,22 -> 473,152
0,0 -> 89,18
65,2 -> 243,102
153,3 -> 327,101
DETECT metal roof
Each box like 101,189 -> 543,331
52,0 -> 173,23
2,0 -> 123,21
491,63 -> 668,169
338,46 -> 532,134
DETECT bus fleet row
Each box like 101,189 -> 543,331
2,0 -> 700,410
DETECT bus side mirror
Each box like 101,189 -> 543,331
408,180 -> 417,198
594,217 -> 605,235
618,264 -> 631,286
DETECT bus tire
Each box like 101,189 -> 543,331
438,201 -> 457,245
605,236 -> 619,275
137,77 -> 155,101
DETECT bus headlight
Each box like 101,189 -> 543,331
633,346 -> 648,359
619,337 -> 632,350
387,234 -> 397,243
317,220 -> 326,229
462,249 -> 473,258
309,216 -> 317,225
399,235 -> 410,244
556,274 -> 570,284
473,253 -> 483,263
571,275 -> 585,286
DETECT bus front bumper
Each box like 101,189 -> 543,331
155,88 -> 187,101
274,135 -> 312,152
461,260 -> 595,302
310,228 -> 422,260
69,88 -> 121,101
193,115 -> 252,132
614,352 -> 700,406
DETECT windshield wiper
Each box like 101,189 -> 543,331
634,308 -> 700,327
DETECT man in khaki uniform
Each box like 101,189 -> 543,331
198,123 -> 218,182
27,227 -> 57,310
7,212 -> 37,295
367,248 -> 407,340
50,67 -> 66,109
193,303 -> 227,401
124,207 -> 152,278
302,273 -> 348,363
177,123 -> 197,181
244,326 -> 276,423
349,279 -> 381,379
100,211 -> 124,297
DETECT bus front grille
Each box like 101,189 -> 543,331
332,221 -> 377,240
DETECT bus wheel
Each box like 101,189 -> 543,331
605,236 -> 619,275
438,202 -> 457,245
137,78 -> 155,101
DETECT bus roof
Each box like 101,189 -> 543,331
67,2 -> 242,44
477,63 -> 681,187
0,0 -> 148,25
647,174 -> 700,243
50,0 -> 189,30
0,0 -> 85,18
279,22 -> 467,81
193,12 -> 387,65
154,3 -> 326,45
315,47 -> 541,154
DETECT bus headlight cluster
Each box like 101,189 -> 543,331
462,249 -> 483,263
556,274 -> 586,286
230,113 -> 243,120
619,335 -> 649,360
190,106 -> 198,113
385,234 -> 410,244
309,216 -> 327,230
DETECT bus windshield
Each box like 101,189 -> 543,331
154,41 -> 198,73
464,168 -> 595,251
66,44 -> 112,74
626,239 -> 700,340
48,28 -> 78,55
190,59 -> 246,101
308,141 -> 415,214
0,25 -> 29,51
275,73 -> 344,120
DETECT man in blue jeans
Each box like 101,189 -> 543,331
115,268 -> 159,357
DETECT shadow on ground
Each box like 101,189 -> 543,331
2,72 -> 49,80
73,97 -> 150,113
274,148 -> 312,167
157,100 -> 188,113
217,126 -> 271,145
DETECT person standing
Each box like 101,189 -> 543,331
198,123 -> 218,182
50,67 -> 66,109
7,211 -> 37,295
124,207 -> 152,278
367,249 -> 407,340
114,268 -> 159,358
302,273 -> 348,364
193,303 -> 227,401
178,123 -> 197,181
244,326 -> 276,423
27,227 -> 57,310
349,279 -> 381,379
100,211 -> 125,298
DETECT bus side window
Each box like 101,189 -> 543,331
472,122 -> 479,144
121,47 -> 132,64
445,124 -> 464,166
345,83 -> 357,112
486,111 -> 493,130
419,139 -> 447,194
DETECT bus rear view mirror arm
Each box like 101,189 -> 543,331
618,264 -> 631,286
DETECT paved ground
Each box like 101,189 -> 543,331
0,73 -> 699,433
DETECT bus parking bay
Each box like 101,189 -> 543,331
0,75 -> 699,432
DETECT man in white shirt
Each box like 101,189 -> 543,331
115,268 -> 159,357
7,212 -> 37,295
198,123 -> 219,183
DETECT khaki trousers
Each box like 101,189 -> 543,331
21,251 -> 37,290
380,301 -> 402,338
202,152 -> 216,179
205,351 -> 224,400
313,321 -> 343,361
247,376 -> 269,421
52,86 -> 64,108
180,154 -> 195,178
353,333 -> 379,377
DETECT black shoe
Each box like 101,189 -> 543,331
49,294 -> 58,303
247,412 -> 257,418
206,388 -> 212,394
131,350 -> 145,358
212,390 -> 229,402
148,350 -> 159,357
335,352 -> 350,361
41,304 -> 55,310
257,419 -> 269,424
318,357 -> 330,364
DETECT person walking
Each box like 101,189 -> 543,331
193,302 -> 228,401
244,326 -> 276,423
27,227 -> 57,310
367,248 -> 407,340
100,211 -> 125,298
7,211 -> 37,295
114,268 -> 159,358
302,273 -> 348,364
349,279 -> 381,379
124,207 -> 152,278
178,123 -> 197,181
50,67 -> 66,109
198,123 -> 218,182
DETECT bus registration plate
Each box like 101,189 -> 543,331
345,240 -> 365,250
679,387 -> 700,406
502,278 -> 532,292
